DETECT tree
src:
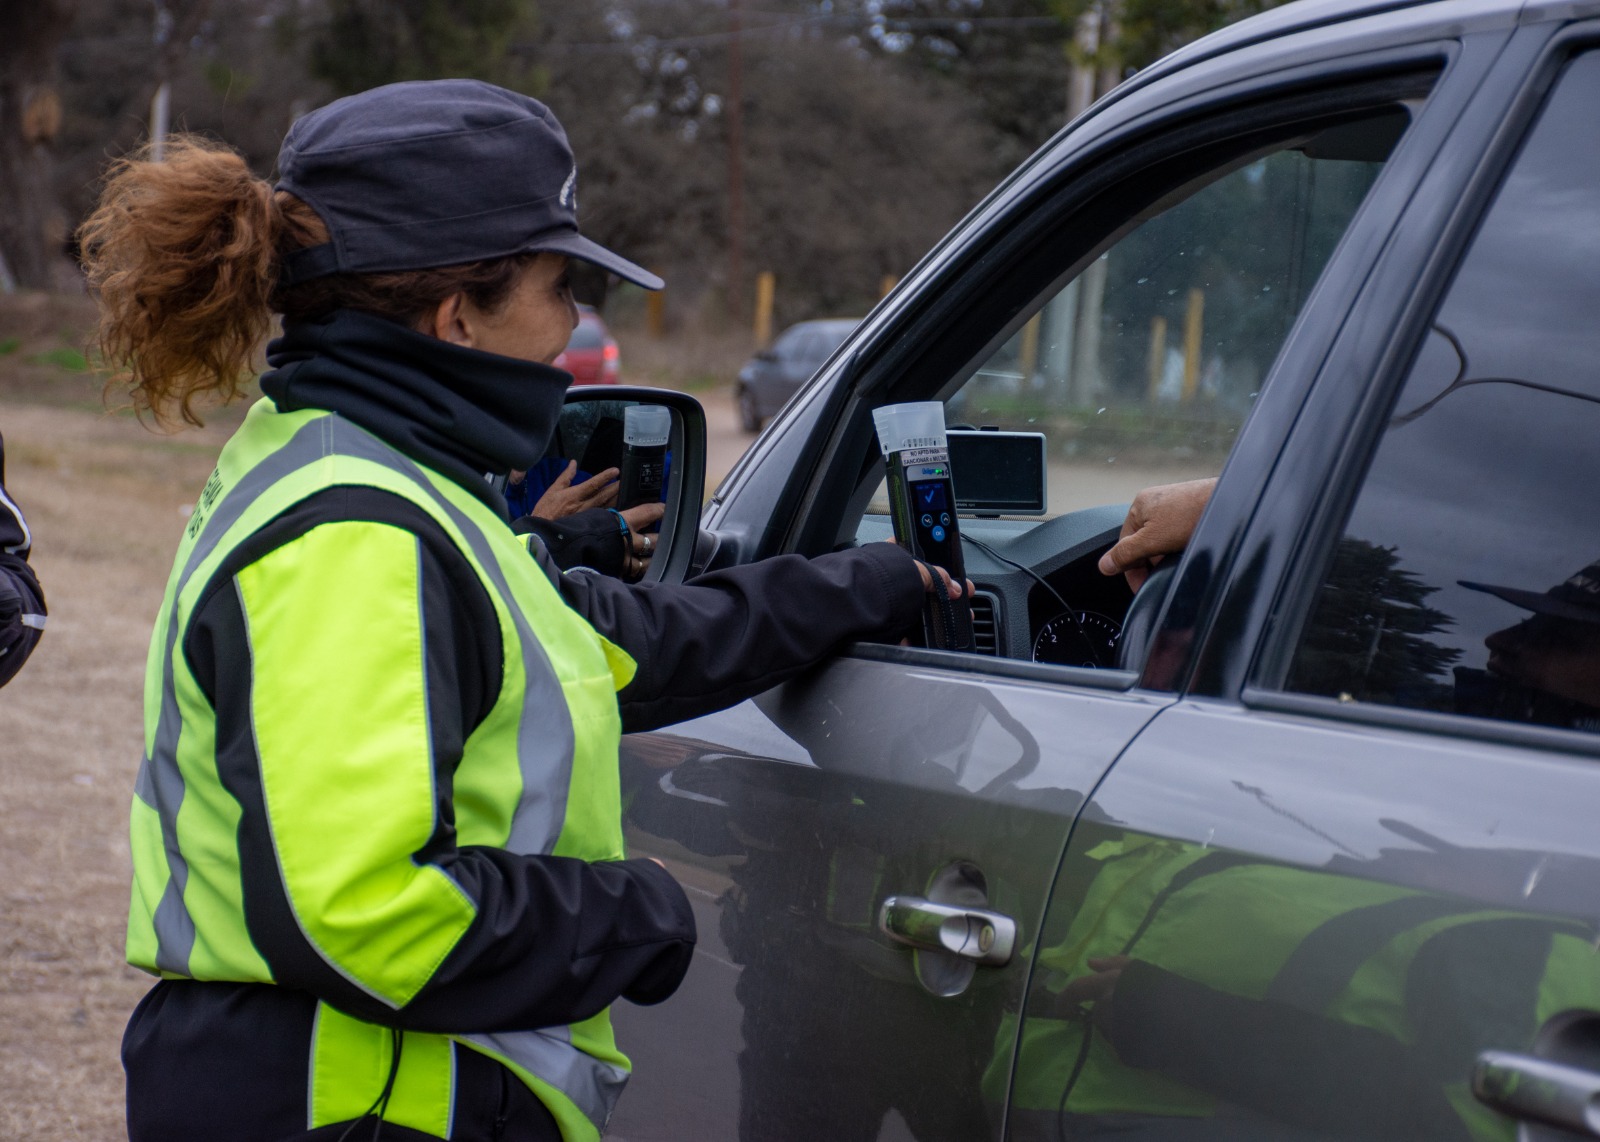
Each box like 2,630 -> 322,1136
298,0 -> 543,96
0,1 -> 77,289
528,1 -> 998,322
1290,539 -> 1461,710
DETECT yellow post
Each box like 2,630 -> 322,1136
754,271 -> 776,348
646,284 -> 666,339
1182,288 -> 1204,403
1146,315 -> 1168,403
879,275 -> 899,299
1019,313 -> 1042,384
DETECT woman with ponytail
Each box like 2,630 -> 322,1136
85,81 -> 956,1141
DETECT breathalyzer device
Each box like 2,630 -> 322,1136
872,402 -> 973,652
617,404 -> 671,510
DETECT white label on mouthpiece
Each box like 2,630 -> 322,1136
623,405 -> 672,447
872,402 -> 948,457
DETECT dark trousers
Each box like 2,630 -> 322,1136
124,981 -> 561,1142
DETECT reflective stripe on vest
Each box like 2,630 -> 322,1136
129,402 -> 635,1138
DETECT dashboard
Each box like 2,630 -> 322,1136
855,505 -> 1136,668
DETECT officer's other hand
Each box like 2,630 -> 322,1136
533,461 -> 620,520
1098,477 -> 1218,592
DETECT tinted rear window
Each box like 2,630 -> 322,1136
568,319 -> 606,350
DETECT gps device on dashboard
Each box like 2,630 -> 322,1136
946,429 -> 1048,515
873,402 -> 974,653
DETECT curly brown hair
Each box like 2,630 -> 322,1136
77,134 -> 533,427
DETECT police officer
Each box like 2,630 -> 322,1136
0,430 -> 46,687
79,81 -> 959,1141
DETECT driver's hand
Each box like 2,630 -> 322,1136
1098,477 -> 1217,592
533,461 -> 621,520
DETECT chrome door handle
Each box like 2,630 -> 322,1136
878,895 -> 1016,966
1474,1050 -> 1600,1136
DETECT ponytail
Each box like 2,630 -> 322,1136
78,135 -> 279,428
80,134 -> 540,428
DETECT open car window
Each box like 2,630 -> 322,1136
826,78 -> 1435,669
863,107 -> 1409,525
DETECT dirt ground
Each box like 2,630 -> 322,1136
0,392 -> 241,1139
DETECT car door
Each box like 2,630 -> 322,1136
1009,16 -> 1600,1142
606,12 -> 1511,1142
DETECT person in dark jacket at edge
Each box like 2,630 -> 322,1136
76,81 -> 963,1142
0,431 -> 46,688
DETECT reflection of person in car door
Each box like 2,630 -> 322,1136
1456,561 -> 1600,730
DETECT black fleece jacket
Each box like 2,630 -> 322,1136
129,312 -> 926,1139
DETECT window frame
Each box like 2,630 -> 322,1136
767,56 -> 1454,690
1245,28 -> 1600,754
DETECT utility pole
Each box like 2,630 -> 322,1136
151,2 -> 173,160
726,0 -> 746,322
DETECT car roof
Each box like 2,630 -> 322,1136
1096,0 -> 1518,118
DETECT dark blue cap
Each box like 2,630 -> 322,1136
274,79 -> 663,290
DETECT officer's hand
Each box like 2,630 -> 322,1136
617,502 -> 667,581
913,559 -> 973,602
1098,478 -> 1218,592
533,461 -> 620,520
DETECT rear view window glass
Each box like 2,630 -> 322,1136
567,319 -> 606,350
1286,53 -> 1600,734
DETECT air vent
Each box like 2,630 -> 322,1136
970,592 -> 1000,656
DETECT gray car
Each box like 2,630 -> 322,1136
735,318 -> 859,432
594,0 -> 1600,1138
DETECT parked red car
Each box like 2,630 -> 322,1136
555,305 -> 621,385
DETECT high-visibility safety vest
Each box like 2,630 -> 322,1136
127,399 -> 640,1141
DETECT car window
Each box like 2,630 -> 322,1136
770,326 -> 806,358
865,106 -> 1409,521
1284,53 -> 1600,734
793,330 -> 824,364
567,317 -> 605,350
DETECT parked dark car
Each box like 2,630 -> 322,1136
735,318 -> 859,431
592,1 -> 1600,1138
554,304 -> 620,385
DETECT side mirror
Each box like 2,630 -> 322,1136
545,386 -> 706,583
755,347 -> 778,363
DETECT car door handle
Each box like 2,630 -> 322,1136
1473,1050 -> 1600,1136
878,896 -> 1016,966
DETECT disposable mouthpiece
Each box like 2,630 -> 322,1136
872,402 -> 947,457
623,404 -> 672,447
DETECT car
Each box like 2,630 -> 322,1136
554,303 -> 621,385
735,317 -> 859,431
588,1 -> 1600,1138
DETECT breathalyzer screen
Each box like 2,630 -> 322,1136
914,482 -> 948,513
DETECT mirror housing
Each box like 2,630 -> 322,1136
556,385 -> 707,583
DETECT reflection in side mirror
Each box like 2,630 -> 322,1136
516,387 -> 706,583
